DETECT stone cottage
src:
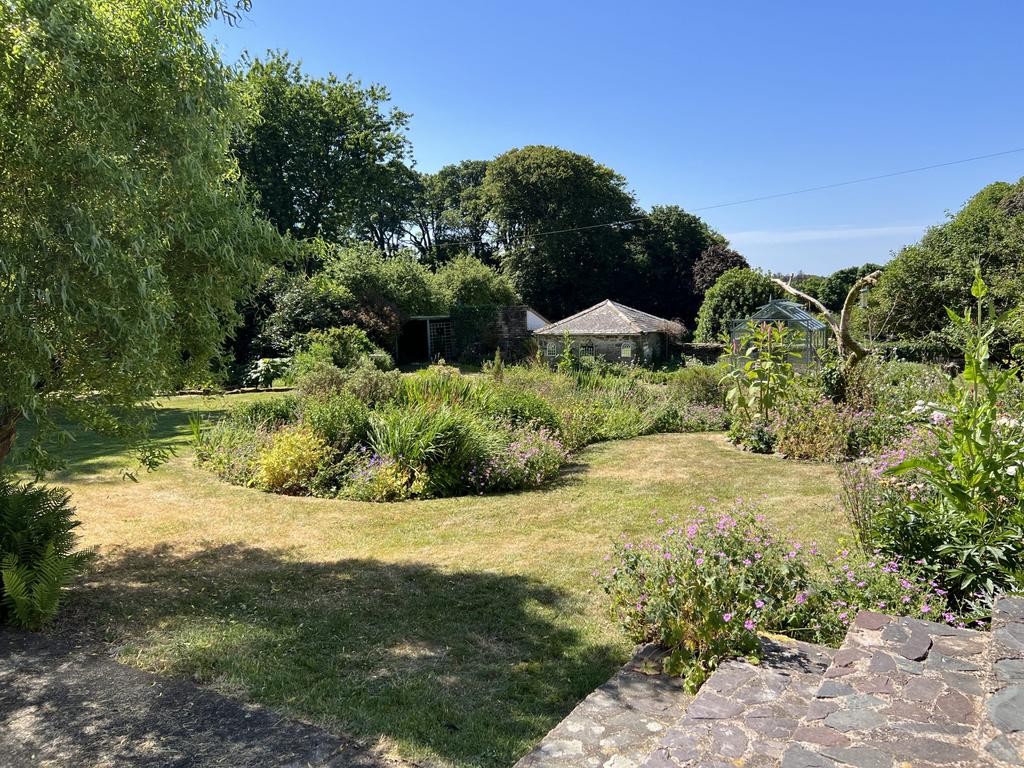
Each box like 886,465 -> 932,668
534,300 -> 684,364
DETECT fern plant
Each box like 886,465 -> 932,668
0,478 -> 90,629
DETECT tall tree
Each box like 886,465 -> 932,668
233,51 -> 411,251
483,145 -> 637,318
692,243 -> 748,296
624,206 -> 730,324
0,0 -> 286,469
694,269 -> 776,342
865,178 -> 1024,353
407,160 -> 492,265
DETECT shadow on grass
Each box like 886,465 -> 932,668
64,544 -> 620,768
16,400 -> 232,481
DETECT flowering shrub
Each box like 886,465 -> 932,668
603,501 -> 953,690
603,503 -> 806,690
194,420 -> 271,486
652,403 -> 731,433
773,387 -> 871,461
341,448 -> 426,502
466,425 -> 567,493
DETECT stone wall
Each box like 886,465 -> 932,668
539,333 -> 656,364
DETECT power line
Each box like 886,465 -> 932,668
431,146 -> 1024,248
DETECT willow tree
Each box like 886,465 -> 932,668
0,0 -> 286,470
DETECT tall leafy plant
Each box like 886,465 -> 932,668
887,267 -> 1024,606
722,321 -> 797,423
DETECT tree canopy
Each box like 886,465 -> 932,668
0,0 -> 286,468
864,178 -> 1024,357
233,50 -> 411,251
482,145 -> 638,318
694,269 -> 777,342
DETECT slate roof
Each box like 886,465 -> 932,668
534,300 -> 684,336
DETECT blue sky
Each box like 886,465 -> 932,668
208,1 -> 1024,274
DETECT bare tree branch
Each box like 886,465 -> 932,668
771,270 -> 882,365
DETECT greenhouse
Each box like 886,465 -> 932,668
728,299 -> 831,366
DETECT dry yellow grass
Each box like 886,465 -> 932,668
42,395 -> 845,768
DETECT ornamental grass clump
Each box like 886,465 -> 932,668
603,501 -> 953,690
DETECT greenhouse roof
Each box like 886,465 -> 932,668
747,300 -> 828,331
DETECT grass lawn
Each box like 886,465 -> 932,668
39,394 -> 846,768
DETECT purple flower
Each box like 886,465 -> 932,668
723,613 -> 733,622
754,599 -> 765,609
695,557 -> 705,566
795,592 -> 807,605
744,619 -> 756,631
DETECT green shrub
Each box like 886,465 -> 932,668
479,385 -> 561,432
228,395 -> 298,430
603,501 -> 953,691
193,420 -> 271,486
294,363 -> 348,400
344,361 -> 402,407
294,326 -> 394,373
0,479 -> 90,629
557,402 -> 606,452
245,357 -> 292,388
300,391 -> 369,452
367,404 -> 499,497
255,425 -> 331,495
667,363 -> 726,405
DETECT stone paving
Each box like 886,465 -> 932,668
521,596 -> 1024,768
643,637 -> 833,768
782,610 -> 994,768
514,644 -> 690,768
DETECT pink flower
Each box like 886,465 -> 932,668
695,557 -> 705,566
744,619 -> 756,631
754,599 -> 765,609
920,604 -> 931,614
723,613 -> 733,622
795,592 -> 807,605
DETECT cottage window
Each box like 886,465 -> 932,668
545,341 -> 558,357
620,342 -> 634,359
579,342 -> 595,359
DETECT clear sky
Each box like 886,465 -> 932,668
207,1 -> 1024,275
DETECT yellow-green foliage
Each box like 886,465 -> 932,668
255,425 -> 330,494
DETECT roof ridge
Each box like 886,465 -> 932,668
534,301 -> 608,334
606,300 -> 643,332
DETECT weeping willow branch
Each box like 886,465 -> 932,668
771,270 -> 882,365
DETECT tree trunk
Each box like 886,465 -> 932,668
0,408 -> 18,466
771,270 -> 882,366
